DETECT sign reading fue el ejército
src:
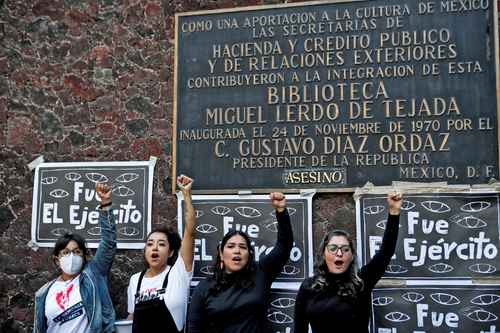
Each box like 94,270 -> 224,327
31,161 -> 156,249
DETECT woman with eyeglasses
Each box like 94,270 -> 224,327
187,192 -> 293,333
294,192 -> 402,333
34,183 -> 116,333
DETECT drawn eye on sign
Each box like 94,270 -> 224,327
264,220 -> 278,232
450,214 -> 487,229
376,219 -> 388,230
430,293 -> 460,305
420,200 -> 451,213
235,206 -> 261,218
112,185 -> 135,197
267,311 -> 293,324
41,176 -> 58,185
281,265 -> 300,275
118,226 -> 140,237
64,172 -> 81,182
200,265 -> 214,276
385,264 -> 408,274
364,205 -> 385,215
373,296 -> 394,306
195,224 -> 217,234
469,263 -> 497,274
211,206 -> 231,216
462,306 -> 498,322
50,189 -> 69,198
115,173 -> 140,183
461,201 -> 491,213
375,220 -> 402,230
402,292 -> 425,303
401,200 -> 416,211
51,228 -> 71,237
385,311 -> 410,322
85,172 -> 108,183
87,227 -> 102,236
428,263 -> 454,274
470,294 -> 500,306
270,297 -> 295,309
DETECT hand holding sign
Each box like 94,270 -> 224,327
270,192 -> 286,213
96,183 -> 112,209
387,191 -> 403,216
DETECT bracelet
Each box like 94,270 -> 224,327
100,202 -> 112,209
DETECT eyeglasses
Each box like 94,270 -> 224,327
59,248 -> 83,257
326,244 -> 351,254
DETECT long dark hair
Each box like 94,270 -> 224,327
208,230 -> 256,295
52,233 -> 90,268
144,225 -> 182,267
310,230 -> 364,297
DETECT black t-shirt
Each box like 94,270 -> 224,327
187,209 -> 293,333
294,214 -> 400,333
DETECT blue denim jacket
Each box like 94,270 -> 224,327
34,208 -> 117,333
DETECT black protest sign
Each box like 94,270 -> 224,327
179,195 -> 312,286
358,193 -> 500,279
31,161 -> 155,249
267,289 -> 298,333
371,285 -> 500,333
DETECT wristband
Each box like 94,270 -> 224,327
100,202 -> 112,209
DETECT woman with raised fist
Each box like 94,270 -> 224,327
34,183 -> 117,333
127,175 -> 197,333
294,192 -> 403,333
188,192 -> 294,333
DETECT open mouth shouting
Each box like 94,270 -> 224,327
333,259 -> 346,272
149,251 -> 161,265
232,256 -> 242,264
224,255 -> 247,272
329,258 -> 351,274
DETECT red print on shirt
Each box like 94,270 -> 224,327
56,284 -> 74,310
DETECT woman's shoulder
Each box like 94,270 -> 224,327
192,278 -> 215,296
129,270 -> 143,280
298,276 -> 317,291
197,278 -> 216,288
127,270 -> 145,287
35,279 -> 56,298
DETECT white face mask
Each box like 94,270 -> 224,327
59,253 -> 83,275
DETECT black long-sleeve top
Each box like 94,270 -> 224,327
294,213 -> 400,333
187,209 -> 293,333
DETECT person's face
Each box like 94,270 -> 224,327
324,235 -> 353,274
145,232 -> 172,270
220,235 -> 250,273
57,240 -> 83,259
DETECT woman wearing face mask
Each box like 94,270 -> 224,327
293,192 -> 402,333
127,175 -> 196,332
187,192 -> 293,333
34,183 -> 116,333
